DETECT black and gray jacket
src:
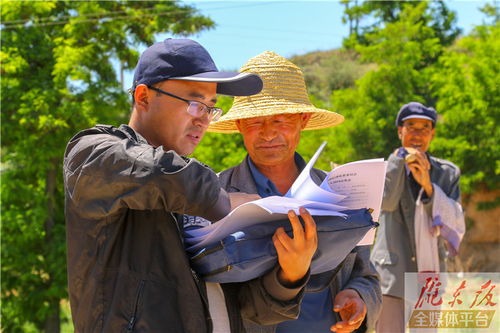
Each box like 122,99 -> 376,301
63,124 -> 304,333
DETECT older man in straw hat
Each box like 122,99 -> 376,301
208,51 -> 382,333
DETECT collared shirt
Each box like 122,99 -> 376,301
247,153 -> 336,333
247,153 -> 307,198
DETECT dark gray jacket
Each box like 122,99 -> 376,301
370,153 -> 461,298
219,155 -> 382,332
63,125 -> 302,333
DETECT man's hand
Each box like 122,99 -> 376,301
274,207 -> 318,286
228,192 -> 261,210
404,147 -> 433,197
331,289 -> 367,333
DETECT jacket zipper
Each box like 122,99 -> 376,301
190,268 -> 213,333
171,213 -> 212,332
190,242 -> 224,262
127,280 -> 145,332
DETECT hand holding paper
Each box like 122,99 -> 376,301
275,207 -> 318,285
185,142 -> 387,251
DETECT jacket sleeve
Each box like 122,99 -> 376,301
444,164 -> 461,202
234,266 -> 308,325
64,130 -> 230,221
432,165 -> 464,256
381,153 -> 406,212
343,246 -> 382,332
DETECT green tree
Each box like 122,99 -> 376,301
290,49 -> 376,103
342,0 -> 460,49
329,2 -> 443,163
1,1 -> 213,332
430,21 -> 500,194
329,1 -> 498,198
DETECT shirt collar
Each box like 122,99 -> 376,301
247,153 -> 307,198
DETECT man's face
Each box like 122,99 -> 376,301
142,80 -> 217,155
236,113 -> 311,167
398,118 -> 435,152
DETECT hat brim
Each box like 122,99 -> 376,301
208,103 -> 344,133
170,72 -> 263,96
401,115 -> 435,123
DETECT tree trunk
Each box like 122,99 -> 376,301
44,299 -> 61,333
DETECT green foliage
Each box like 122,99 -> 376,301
290,49 -> 376,102
430,22 -> 500,193
327,1 -> 498,196
297,97 -> 353,170
329,2 -> 443,163
341,0 -> 460,48
1,1 -> 213,331
479,2 -> 500,25
290,2 -> 466,170
476,196 -> 500,211
1,1 -> 498,330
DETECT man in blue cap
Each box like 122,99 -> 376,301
371,102 -> 465,332
63,38 -> 317,332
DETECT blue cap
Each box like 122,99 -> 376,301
131,38 -> 263,96
396,102 -> 437,127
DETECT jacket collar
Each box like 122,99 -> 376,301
119,124 -> 149,145
226,155 -> 260,194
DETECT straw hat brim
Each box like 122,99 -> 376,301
208,50 -> 344,133
208,102 -> 344,133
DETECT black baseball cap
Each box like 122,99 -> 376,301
131,38 -> 263,96
396,102 -> 437,127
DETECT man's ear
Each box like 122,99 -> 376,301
300,113 -> 313,130
134,84 -> 150,112
397,126 -> 403,140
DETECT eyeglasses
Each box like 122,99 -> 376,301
148,86 -> 222,122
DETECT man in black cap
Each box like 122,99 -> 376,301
63,38 -> 317,332
371,102 -> 465,332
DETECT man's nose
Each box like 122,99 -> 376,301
193,111 -> 210,128
260,122 -> 277,140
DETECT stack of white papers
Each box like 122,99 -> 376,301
185,142 -> 387,251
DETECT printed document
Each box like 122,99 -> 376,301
185,142 -> 387,251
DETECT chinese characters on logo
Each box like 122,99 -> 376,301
406,273 -> 499,330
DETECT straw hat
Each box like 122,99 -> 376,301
208,51 -> 344,133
